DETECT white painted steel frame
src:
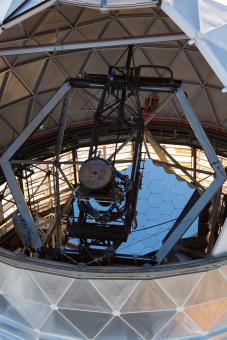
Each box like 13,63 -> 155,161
212,217 -> 227,257
156,87 -> 227,264
0,82 -> 71,250
0,83 -> 225,260
60,0 -> 159,9
0,1 -> 56,35
0,34 -> 187,56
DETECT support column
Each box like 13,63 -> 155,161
0,82 -> 71,251
156,87 -> 226,264
54,90 -> 73,248
212,215 -> 227,257
1,161 -> 42,250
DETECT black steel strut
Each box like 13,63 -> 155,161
88,86 -> 107,158
88,46 -> 135,160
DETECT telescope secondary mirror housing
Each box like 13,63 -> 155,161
79,158 -> 115,192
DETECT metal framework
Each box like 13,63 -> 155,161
0,140 -> 226,262
0,34 -> 187,57
0,82 -> 71,250
156,88 -> 227,263
59,49 -> 188,263
0,51 -> 226,263
0,3 -> 224,154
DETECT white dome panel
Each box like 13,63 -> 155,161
162,0 -> 227,91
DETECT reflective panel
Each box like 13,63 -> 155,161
121,310 -> 176,338
40,310 -> 86,338
154,312 -> 202,339
120,280 -> 176,313
2,268 -> 50,305
0,261 -> 226,338
31,271 -> 73,304
117,160 -> 198,256
185,299 -> 227,331
0,294 -> 31,328
91,280 -> 139,311
157,272 -> 202,306
59,309 -> 112,338
4,294 -> 51,329
95,316 -> 143,340
212,310 -> 227,333
58,280 -> 112,312
185,271 -> 227,306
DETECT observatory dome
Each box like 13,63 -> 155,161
0,0 -> 227,339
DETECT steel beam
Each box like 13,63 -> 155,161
1,161 -> 42,250
55,91 -> 73,161
108,135 -> 135,161
176,88 -> 226,176
54,90 -> 73,247
144,131 -> 169,164
156,87 -> 226,264
1,82 -> 71,162
153,159 -> 213,176
0,34 -> 187,56
43,193 -> 73,246
0,1 -> 56,35
207,188 -> 222,253
11,159 -> 133,165
0,82 -> 71,251
212,216 -> 227,257
145,130 -> 205,190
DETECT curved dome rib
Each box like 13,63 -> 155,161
0,3 -> 226,151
